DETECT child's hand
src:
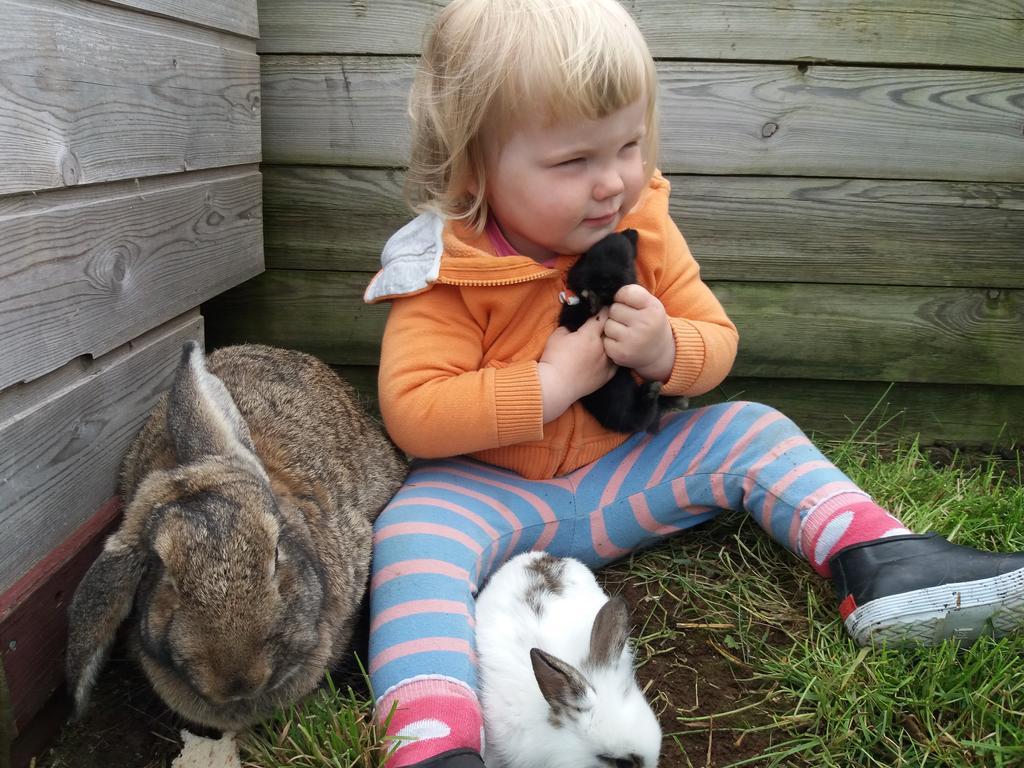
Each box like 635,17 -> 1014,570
604,284 -> 675,382
538,311 -> 616,422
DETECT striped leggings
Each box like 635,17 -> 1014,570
369,401 -> 880,761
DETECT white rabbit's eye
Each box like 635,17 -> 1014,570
598,756 -> 641,768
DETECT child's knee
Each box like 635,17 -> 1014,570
727,400 -> 806,446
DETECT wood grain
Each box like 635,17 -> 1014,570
0,0 -> 261,196
203,270 -> 1024,386
697,379 -> 1023,447
262,166 -> 1024,288
0,167 -> 263,389
204,270 -> 389,367
325,364 -> 1024,447
102,0 -> 259,38
669,176 -> 1024,287
260,56 -> 414,167
255,0 -> 1024,70
718,281 -> 1023,385
0,313 -> 203,595
263,166 -> 409,272
260,57 -> 1024,182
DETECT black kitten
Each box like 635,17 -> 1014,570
559,229 -> 684,434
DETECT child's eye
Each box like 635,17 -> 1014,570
556,157 -> 585,167
621,141 -> 639,152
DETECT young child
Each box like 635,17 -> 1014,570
362,1 -> 1024,766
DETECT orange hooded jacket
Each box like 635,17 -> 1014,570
364,173 -> 739,480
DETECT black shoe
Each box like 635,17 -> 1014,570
403,749 -> 486,768
829,532 -> 1024,646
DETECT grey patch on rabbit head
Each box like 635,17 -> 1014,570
524,553 -> 565,616
546,696 -> 588,731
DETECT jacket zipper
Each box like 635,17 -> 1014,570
436,272 -> 559,288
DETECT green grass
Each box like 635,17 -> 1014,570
241,438 -> 1024,768
608,437 -> 1024,768
240,671 -> 399,768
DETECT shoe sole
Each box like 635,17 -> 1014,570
844,566 -> 1024,646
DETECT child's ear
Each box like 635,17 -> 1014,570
621,228 -> 639,248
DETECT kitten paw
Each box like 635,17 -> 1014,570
641,381 -> 662,400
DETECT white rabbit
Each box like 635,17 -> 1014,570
476,551 -> 662,768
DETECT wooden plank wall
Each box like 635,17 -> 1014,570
0,0 -> 263,758
206,0 -> 1024,446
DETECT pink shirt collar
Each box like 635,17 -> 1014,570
484,215 -> 519,257
485,215 -> 558,267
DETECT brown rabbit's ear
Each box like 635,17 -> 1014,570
587,596 -> 630,668
65,529 -> 147,718
529,648 -> 590,712
167,342 -> 264,476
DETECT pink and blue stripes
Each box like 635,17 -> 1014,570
368,400 -> 866,698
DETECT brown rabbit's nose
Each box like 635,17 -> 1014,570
209,671 -> 266,704
223,676 -> 261,702
206,664 -> 272,704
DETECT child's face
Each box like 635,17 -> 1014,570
480,98 -> 648,261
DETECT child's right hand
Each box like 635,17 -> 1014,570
537,311 -> 616,423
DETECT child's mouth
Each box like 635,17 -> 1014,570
583,211 -> 617,227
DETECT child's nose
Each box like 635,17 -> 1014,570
593,167 -> 625,200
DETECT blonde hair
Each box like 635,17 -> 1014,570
405,0 -> 659,232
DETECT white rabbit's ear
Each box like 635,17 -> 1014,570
587,596 -> 630,668
167,342 -> 265,477
529,648 -> 590,712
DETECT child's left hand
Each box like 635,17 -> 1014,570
603,284 -> 675,383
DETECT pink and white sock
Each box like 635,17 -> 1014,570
378,678 -> 484,768
799,493 -> 911,578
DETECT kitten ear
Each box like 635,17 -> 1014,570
620,229 -> 639,249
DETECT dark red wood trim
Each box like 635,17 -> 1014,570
9,692 -> 70,768
1,661 -> 11,768
1,497 -> 122,753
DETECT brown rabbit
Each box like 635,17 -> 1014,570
65,342 -> 407,730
